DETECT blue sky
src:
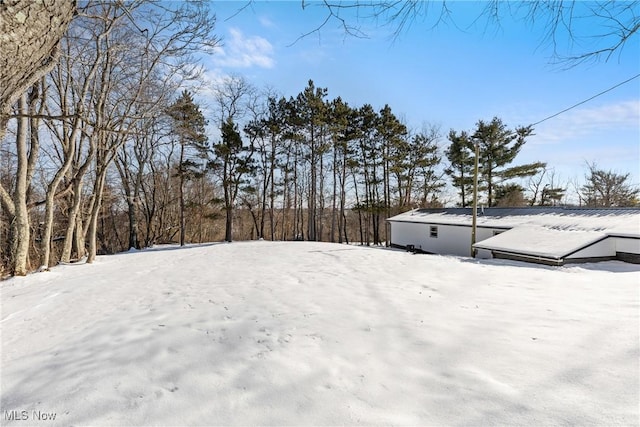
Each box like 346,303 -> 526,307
201,1 -> 640,192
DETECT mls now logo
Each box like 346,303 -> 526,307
4,410 -> 57,421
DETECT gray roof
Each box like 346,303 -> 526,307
410,207 -> 640,218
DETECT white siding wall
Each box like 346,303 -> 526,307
390,222 -> 506,258
390,222 -> 428,249
614,237 -> 640,254
566,238 -> 615,259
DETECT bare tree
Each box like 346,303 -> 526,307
232,1 -> 639,67
527,166 -> 566,206
45,1 -> 218,263
0,87 -> 42,275
0,0 -> 75,274
212,74 -> 257,125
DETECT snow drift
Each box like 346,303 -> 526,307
1,241 -> 638,426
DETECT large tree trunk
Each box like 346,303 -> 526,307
87,165 -> 107,263
179,143 -> 186,246
61,178 -> 82,263
7,87 -> 41,276
0,0 -> 75,141
10,95 -> 30,276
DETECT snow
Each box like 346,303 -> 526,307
474,226 -> 606,259
1,241 -> 639,426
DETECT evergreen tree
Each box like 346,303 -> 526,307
580,163 -> 639,207
494,183 -> 527,207
471,117 -> 544,206
293,80 -> 329,241
444,130 -> 474,207
353,104 -> 382,245
539,186 -> 565,206
166,90 -> 208,246
412,130 -> 445,207
327,97 -> 356,243
244,96 -> 288,240
391,129 -> 443,208
377,104 -> 407,216
211,118 -> 255,242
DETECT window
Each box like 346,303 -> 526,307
430,226 -> 438,238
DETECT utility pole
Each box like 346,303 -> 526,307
471,140 -> 479,258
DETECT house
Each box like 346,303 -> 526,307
386,207 -> 640,265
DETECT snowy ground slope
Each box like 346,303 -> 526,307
1,241 -> 638,426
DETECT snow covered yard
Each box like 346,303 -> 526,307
1,241 -> 638,426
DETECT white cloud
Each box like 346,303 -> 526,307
514,99 -> 640,187
212,28 -> 275,69
258,15 -> 276,29
531,99 -> 640,143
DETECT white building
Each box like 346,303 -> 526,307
386,207 -> 640,265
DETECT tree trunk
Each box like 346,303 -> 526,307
0,0 -> 76,142
40,125 -> 78,268
74,208 -> 86,260
269,136 -> 276,241
223,159 -> 233,242
338,146 -> 348,244
127,196 -> 140,249
61,177 -> 82,262
87,164 -> 107,263
179,142 -> 186,246
330,143 -> 338,243
10,95 -> 30,275
225,207 -> 233,242
352,170 -> 364,245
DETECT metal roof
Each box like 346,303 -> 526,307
410,207 -> 640,217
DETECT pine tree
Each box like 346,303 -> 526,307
390,129 -> 443,208
377,105 -> 407,215
445,130 -> 474,207
166,90 -> 209,246
327,97 -> 355,243
293,80 -> 328,241
211,118 -> 255,242
377,105 -> 408,219
580,163 -> 639,207
412,130 -> 445,207
539,186 -> 565,206
472,117 -> 544,206
353,104 -> 381,245
494,183 -> 527,207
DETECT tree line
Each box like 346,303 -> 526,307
1,1 -> 638,277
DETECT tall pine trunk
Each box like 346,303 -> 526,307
179,142 -> 186,246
